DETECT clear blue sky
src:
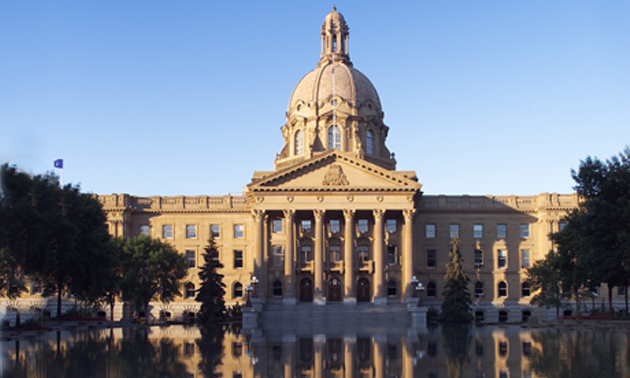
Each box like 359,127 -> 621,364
2,1 -> 629,196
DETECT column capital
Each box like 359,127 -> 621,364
283,209 -> 295,220
251,209 -> 265,221
403,209 -> 417,220
372,209 -> 385,220
343,209 -> 355,220
313,209 -> 325,221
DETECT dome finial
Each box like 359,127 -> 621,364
320,8 -> 351,66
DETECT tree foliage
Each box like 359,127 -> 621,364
441,238 -> 472,324
196,237 -> 227,324
0,164 -> 114,315
550,148 -> 630,314
116,236 -> 187,314
527,250 -> 564,317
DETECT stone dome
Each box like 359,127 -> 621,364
288,63 -> 382,114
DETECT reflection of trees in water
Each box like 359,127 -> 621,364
2,328 -> 191,378
527,330 -> 629,378
117,327 -> 188,378
441,324 -> 471,378
529,331 -> 630,378
196,325 -> 226,378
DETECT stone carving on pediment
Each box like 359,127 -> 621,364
322,164 -> 349,186
287,196 -> 294,203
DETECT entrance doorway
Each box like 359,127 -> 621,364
299,278 -> 313,302
357,278 -> 370,302
328,277 -> 342,302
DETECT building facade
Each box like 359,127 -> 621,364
4,9 -> 582,323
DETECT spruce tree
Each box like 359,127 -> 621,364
196,237 -> 226,324
441,238 -> 473,323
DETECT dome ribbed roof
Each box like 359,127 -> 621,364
288,63 -> 381,113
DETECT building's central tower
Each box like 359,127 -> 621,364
275,8 -> 396,172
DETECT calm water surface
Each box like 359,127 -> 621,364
2,323 -> 630,377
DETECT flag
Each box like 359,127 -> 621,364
54,159 -> 63,169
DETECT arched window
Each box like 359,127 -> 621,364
521,282 -> 531,297
185,282 -> 196,299
273,280 -> 283,298
328,125 -> 341,150
233,282 -> 243,299
366,130 -> 374,155
295,130 -> 303,155
475,281 -> 484,298
387,280 -> 397,297
427,282 -> 437,298
498,281 -> 507,298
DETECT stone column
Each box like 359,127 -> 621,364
373,209 -> 386,304
403,209 -> 416,301
343,209 -> 356,304
374,335 -> 386,378
314,209 -> 326,305
314,335 -> 326,378
283,210 -> 296,305
283,335 -> 296,378
252,209 -> 266,301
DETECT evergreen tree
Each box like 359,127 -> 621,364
441,238 -> 473,323
196,237 -> 226,324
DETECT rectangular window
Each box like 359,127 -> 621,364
301,245 -> 312,262
140,225 -> 150,236
233,250 -> 243,269
272,245 -> 284,266
210,224 -> 220,238
186,250 -> 196,268
234,224 -> 244,239
474,249 -> 483,267
427,249 -> 437,268
186,224 -> 197,239
329,245 -> 341,262
272,219 -> 283,233
450,224 -> 459,238
521,250 -> 531,269
559,221 -> 567,231
330,219 -> 340,233
387,245 -> 398,265
520,224 -> 530,238
473,224 -> 483,239
497,249 -> 507,269
301,219 -> 312,233
425,224 -> 436,238
162,225 -> 173,239
386,219 -> 397,233
497,224 -> 507,239
32,280 -> 42,295
358,219 -> 369,233
358,245 -> 370,263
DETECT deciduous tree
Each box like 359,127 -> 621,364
116,236 -> 187,316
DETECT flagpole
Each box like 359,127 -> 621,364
332,54 -> 336,130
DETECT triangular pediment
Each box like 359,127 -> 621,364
248,151 -> 422,193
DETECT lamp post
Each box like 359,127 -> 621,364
251,276 -> 259,299
416,282 -> 425,307
245,285 -> 253,307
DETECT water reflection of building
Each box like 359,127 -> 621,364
1,324 -> 557,378
3,8 -> 586,323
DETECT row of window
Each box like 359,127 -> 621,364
151,217 -> 403,240
148,224 -> 240,240
426,249 -> 531,269
293,127 -> 376,155
418,280 -> 531,299
425,223 -> 536,239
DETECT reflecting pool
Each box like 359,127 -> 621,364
2,322 -> 630,377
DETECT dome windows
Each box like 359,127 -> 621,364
295,130 -> 304,155
328,125 -> 341,150
366,130 -> 374,155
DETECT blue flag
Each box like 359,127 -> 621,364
54,159 -> 63,169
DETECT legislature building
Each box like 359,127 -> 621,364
93,9 -> 578,323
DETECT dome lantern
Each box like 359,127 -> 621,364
319,7 -> 351,67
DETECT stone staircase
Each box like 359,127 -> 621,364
257,302 -> 412,336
